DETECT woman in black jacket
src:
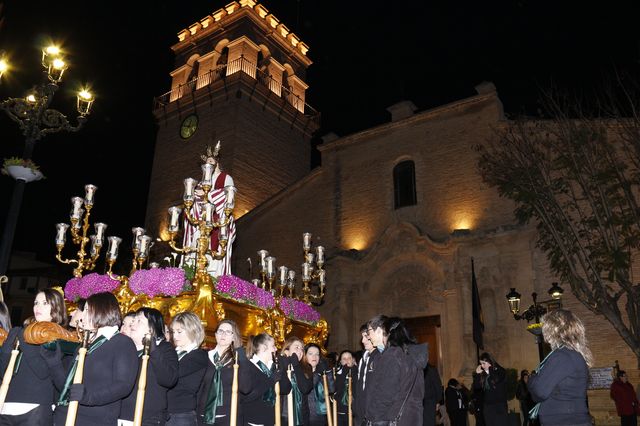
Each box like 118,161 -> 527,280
527,309 -> 593,426
280,336 -> 313,426
196,319 -> 251,426
0,288 -> 67,426
303,343 -> 334,426
120,307 -> 179,425
364,315 -> 425,426
167,312 -> 208,426
51,292 -> 139,426
515,370 -> 534,426
472,352 -> 508,426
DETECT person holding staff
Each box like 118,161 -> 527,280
120,308 -> 178,426
280,336 -> 313,426
196,319 -> 251,426
167,312 -> 208,426
0,288 -> 67,425
49,292 -> 138,426
303,343 -> 334,426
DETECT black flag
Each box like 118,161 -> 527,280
471,258 -> 484,350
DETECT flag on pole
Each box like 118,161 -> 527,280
471,258 -> 484,350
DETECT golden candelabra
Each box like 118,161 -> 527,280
256,232 -> 326,305
104,227 -> 154,281
166,162 -> 236,290
55,185 -> 106,277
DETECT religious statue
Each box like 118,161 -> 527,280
181,142 -> 236,277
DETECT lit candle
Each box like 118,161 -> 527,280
204,203 -> 215,223
84,184 -> 97,206
301,262 -> 311,281
138,235 -> 152,257
219,224 -> 229,242
306,252 -> 315,265
168,206 -> 182,232
265,256 -> 276,278
316,246 -> 325,266
318,269 -> 326,286
89,235 -> 98,257
55,223 -> 69,245
224,185 -> 237,209
183,178 -> 197,202
303,232 -> 312,251
107,236 -> 122,260
131,227 -> 145,249
278,266 -> 288,286
94,223 -> 107,246
201,163 -> 214,186
70,197 -> 84,219
257,250 -> 269,272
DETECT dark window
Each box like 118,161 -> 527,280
393,161 -> 417,209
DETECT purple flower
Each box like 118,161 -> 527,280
129,267 -> 186,297
216,275 -> 275,309
280,297 -> 321,324
64,273 -> 119,301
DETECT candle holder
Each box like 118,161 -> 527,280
55,184 -> 107,277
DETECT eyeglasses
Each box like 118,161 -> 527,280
215,329 -> 234,336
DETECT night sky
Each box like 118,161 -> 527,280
0,0 -> 638,273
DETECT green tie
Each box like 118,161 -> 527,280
203,352 -> 223,424
289,370 -> 304,425
177,350 -> 187,360
57,335 -> 108,406
257,360 -> 276,406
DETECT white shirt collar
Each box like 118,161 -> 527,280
96,326 -> 118,340
250,354 -> 273,370
177,342 -> 198,354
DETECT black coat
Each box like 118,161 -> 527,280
241,357 -> 292,425
527,347 -> 591,426
334,365 -> 357,415
168,349 -> 208,414
354,350 -> 378,425
365,345 -> 425,426
472,365 -> 507,406
52,332 -> 139,426
305,365 -> 334,426
280,355 -> 313,425
445,386 -> 468,426
120,340 -> 179,423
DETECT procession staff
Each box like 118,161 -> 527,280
133,335 -> 152,426
242,333 -> 292,426
0,288 -> 67,425
120,307 -> 178,426
166,312 -> 208,426
196,319 -> 251,426
334,351 -> 357,426
280,336 -> 313,426
50,292 -> 138,426
303,343 -> 334,426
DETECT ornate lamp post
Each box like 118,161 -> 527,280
0,45 -> 94,275
506,282 -> 564,361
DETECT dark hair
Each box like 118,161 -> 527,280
617,370 -> 626,379
246,333 -> 274,357
38,288 -> 67,326
301,343 -> 322,377
136,307 -> 166,340
339,350 -> 354,359
359,323 -> 368,334
447,378 -> 459,387
86,292 -> 121,328
367,314 -> 388,332
384,317 -> 416,351
0,302 -> 11,330
520,369 -> 529,380
123,311 -> 136,320
76,299 -> 87,312
479,352 -> 499,369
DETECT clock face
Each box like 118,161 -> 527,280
180,114 -> 198,139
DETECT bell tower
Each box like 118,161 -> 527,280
145,0 -> 319,241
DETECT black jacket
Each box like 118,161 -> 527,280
527,347 -> 591,425
472,364 -> 507,406
168,348 -> 208,414
242,356 -> 292,425
334,365 -> 358,414
120,339 -> 179,422
354,349 -> 378,424
280,354 -> 313,425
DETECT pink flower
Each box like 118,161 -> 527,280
64,273 -> 119,301
216,275 -> 275,309
129,267 -> 186,297
280,297 -> 321,324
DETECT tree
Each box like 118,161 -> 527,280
477,87 -> 640,366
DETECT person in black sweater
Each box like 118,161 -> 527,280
354,324 -> 378,426
0,288 -> 67,426
472,352 -> 508,426
196,319 -> 251,426
242,333 -> 292,426
445,378 -> 468,426
279,336 -> 313,426
50,292 -> 138,426
167,312 -> 208,426
120,307 -> 179,426
334,350 -> 357,426
303,343 -> 334,426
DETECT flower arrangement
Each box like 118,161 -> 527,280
216,275 -> 275,309
64,273 -> 120,301
280,297 -> 321,324
526,322 -> 543,335
2,157 -> 45,180
129,267 -> 187,297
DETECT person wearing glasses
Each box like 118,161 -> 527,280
197,319 -> 251,425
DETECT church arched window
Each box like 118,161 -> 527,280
393,160 -> 417,209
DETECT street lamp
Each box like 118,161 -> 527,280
0,44 -> 94,275
506,282 -> 564,361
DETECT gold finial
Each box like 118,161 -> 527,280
51,285 -> 65,297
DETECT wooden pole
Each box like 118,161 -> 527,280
287,365 -> 294,426
0,340 -> 19,413
65,331 -> 92,426
133,335 -> 151,426
348,370 -> 353,426
322,372 -> 333,426
230,352 -> 239,426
